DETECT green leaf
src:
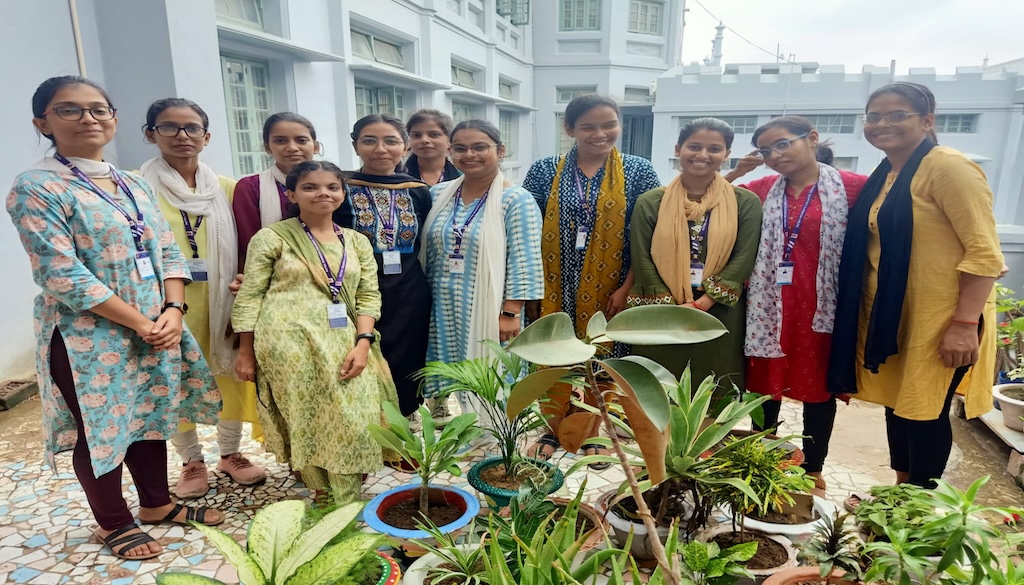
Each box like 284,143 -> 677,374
683,540 -> 710,572
586,311 -> 607,339
604,305 -> 728,345
283,534 -> 381,585
191,522 -> 266,585
705,557 -> 727,578
156,574 -> 228,585
247,500 -> 305,582
601,359 -> 670,431
618,355 -> 678,392
507,313 -> 597,366
505,367 -> 572,419
722,540 -> 758,562
277,502 -> 365,583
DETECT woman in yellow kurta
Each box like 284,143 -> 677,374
828,82 -> 1002,489
140,99 -> 265,499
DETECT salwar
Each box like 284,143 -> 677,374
755,397 -> 837,474
300,466 -> 362,505
170,419 -> 244,463
50,330 -> 171,530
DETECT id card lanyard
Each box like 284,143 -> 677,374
300,220 -> 350,328
447,187 -> 488,274
365,187 -> 402,275
179,211 -> 208,281
689,213 -> 711,288
55,154 -> 156,281
777,185 -> 816,286
573,168 -> 599,250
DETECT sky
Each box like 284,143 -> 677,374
679,0 -> 1024,73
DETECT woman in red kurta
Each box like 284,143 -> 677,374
726,116 -> 866,495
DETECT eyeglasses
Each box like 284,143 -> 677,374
862,111 -> 922,125
755,133 -> 809,160
153,124 -> 207,138
451,144 -> 497,157
50,105 -> 116,121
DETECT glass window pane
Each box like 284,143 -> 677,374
373,38 -> 404,67
352,32 -> 374,59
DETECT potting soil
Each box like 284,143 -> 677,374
712,531 -> 789,570
380,499 -> 463,530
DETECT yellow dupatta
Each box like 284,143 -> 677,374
651,174 -> 738,304
540,148 -> 627,337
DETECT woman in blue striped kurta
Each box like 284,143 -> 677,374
420,120 -> 544,405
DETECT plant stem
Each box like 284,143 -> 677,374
587,363 -> 680,585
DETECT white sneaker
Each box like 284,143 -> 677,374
406,412 -> 422,433
426,397 -> 454,427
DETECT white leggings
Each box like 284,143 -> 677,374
170,419 -> 244,463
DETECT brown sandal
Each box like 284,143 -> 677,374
528,434 -> 560,461
844,493 -> 864,513
140,502 -> 224,527
95,524 -> 162,560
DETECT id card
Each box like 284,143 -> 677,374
382,250 -> 402,275
135,251 -> 156,281
448,253 -> 465,274
776,261 -> 795,286
575,227 -> 589,250
187,257 -> 208,282
327,302 -> 349,329
690,262 -> 704,288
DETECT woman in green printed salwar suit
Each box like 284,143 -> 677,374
628,118 -> 762,394
232,161 -> 398,504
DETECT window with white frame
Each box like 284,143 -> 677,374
833,157 -> 858,171
557,86 -> 598,103
451,65 -> 477,89
677,115 -> 758,134
499,81 -> 516,100
216,0 -> 264,29
623,87 -> 653,103
221,56 -> 273,176
792,114 -> 857,134
555,113 -> 575,154
499,110 -> 518,158
452,102 -> 478,123
628,0 -> 661,35
351,30 -> 405,68
469,4 -> 485,29
935,114 -> 979,133
354,83 -> 407,119
560,0 -> 600,30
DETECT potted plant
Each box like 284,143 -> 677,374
403,519 -> 489,585
996,284 -> 1024,385
155,500 -> 399,585
416,341 -> 564,510
852,484 -> 932,541
365,403 -> 482,546
764,512 -> 867,585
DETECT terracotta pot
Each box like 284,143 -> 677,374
373,551 -> 402,585
762,567 -> 854,585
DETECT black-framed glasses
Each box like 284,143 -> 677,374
451,144 -> 497,157
50,105 -> 116,121
862,111 -> 921,125
755,132 -> 809,160
153,124 -> 208,138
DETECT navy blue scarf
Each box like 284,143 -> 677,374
828,139 -> 936,393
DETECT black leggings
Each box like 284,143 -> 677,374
755,397 -> 837,474
884,366 -> 968,489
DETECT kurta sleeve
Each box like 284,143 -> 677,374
6,178 -> 115,311
522,157 -> 555,210
231,228 -> 281,332
232,176 -> 261,271
128,175 -> 190,282
703,188 -> 763,307
628,188 -> 674,304
502,187 -> 545,300
924,152 -> 1003,277
626,157 -> 663,200
352,231 -> 383,320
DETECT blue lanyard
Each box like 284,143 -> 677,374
300,220 -> 348,303
450,187 -> 488,253
782,185 -> 817,261
55,154 -> 146,251
179,212 -> 203,258
363,186 -> 399,249
690,213 -> 711,262
573,167 -> 599,227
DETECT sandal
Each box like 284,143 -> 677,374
95,524 -> 162,560
140,502 -> 224,527
582,443 -> 612,470
810,475 -> 827,498
527,434 -> 560,461
844,493 -> 864,513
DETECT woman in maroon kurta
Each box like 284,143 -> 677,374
726,116 -> 866,495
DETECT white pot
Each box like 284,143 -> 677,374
694,524 -> 798,585
740,495 -> 839,538
597,489 -> 676,561
403,544 -> 478,585
994,384 -> 1024,431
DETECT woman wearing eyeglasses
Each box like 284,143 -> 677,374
139,98 -> 267,500
725,116 -> 867,496
830,83 -> 1002,492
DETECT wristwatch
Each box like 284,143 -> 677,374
500,310 -> 519,318
355,332 -> 376,344
161,302 -> 188,315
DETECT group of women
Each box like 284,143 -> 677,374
7,74 -> 1001,561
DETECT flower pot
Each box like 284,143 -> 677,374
467,456 -> 565,511
993,384 -> 1024,431
374,551 -> 402,585
740,495 -> 839,538
549,496 -> 611,553
762,567 -> 853,585
694,524 -> 798,585
363,484 -> 480,556
402,544 -> 478,585
597,489 -> 675,562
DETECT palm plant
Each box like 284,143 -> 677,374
796,512 -> 867,581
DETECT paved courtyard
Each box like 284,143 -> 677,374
0,394 -> 1021,584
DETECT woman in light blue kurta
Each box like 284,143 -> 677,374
419,120 -> 544,406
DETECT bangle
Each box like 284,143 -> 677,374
951,319 -> 979,325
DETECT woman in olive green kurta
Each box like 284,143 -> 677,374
628,118 -> 762,393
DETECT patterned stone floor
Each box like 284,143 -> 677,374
0,394 -> 1020,584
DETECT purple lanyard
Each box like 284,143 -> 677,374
690,213 -> 711,262
55,154 -> 146,251
179,211 -> 204,258
300,220 -> 348,303
451,187 -> 488,253
573,167 -> 598,227
782,185 -> 817,261
364,187 -> 399,249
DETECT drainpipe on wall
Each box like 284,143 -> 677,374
68,0 -> 88,76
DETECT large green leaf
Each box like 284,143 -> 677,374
507,313 -> 596,366
599,362 -> 668,485
247,500 -> 305,583
276,502 -> 365,583
505,367 -> 572,419
586,311 -> 607,340
601,359 -> 670,431
283,534 -> 381,585
191,522 -> 266,585
604,305 -> 728,345
618,355 -> 677,392
156,574 -> 227,585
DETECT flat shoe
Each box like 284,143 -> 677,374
140,502 -> 224,527
94,524 -> 162,560
844,493 -> 864,513
527,434 -> 560,462
582,443 -> 612,470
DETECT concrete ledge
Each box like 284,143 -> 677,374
0,379 -> 37,411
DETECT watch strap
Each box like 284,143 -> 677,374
355,332 -> 376,344
500,310 -> 519,318
162,302 -> 187,315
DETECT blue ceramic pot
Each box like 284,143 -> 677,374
363,484 -> 479,541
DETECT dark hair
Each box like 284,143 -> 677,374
351,114 -> 407,143
31,76 -> 115,146
677,117 -> 735,149
563,94 -> 619,129
450,119 -> 502,144
816,140 -> 835,166
284,160 -> 347,192
144,98 -> 209,131
866,82 -> 938,144
751,115 -> 814,147
406,109 -> 455,137
262,112 -> 317,147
